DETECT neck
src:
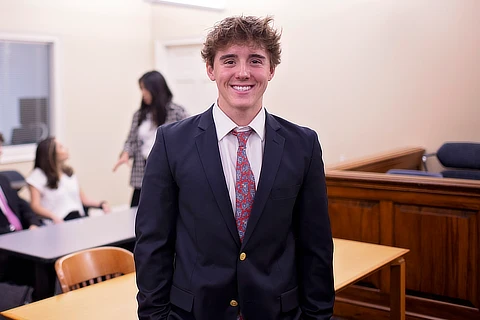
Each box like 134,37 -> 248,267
218,105 -> 261,127
57,162 -> 64,174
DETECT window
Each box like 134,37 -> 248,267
0,35 -> 61,164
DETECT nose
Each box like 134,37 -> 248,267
236,62 -> 250,79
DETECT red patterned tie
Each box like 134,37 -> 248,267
232,129 -> 255,242
232,129 -> 255,320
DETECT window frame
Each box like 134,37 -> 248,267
0,34 -> 63,164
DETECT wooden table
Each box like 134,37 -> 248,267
1,273 -> 138,320
333,238 -> 409,320
1,238 -> 408,320
0,208 -> 136,300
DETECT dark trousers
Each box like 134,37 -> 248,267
131,188 -> 141,207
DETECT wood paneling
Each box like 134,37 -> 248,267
393,205 -> 476,303
330,199 -> 382,289
326,147 -> 480,319
330,199 -> 381,244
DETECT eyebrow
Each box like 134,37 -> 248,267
218,53 -> 267,61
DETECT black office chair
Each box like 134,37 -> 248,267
0,170 -> 27,191
0,170 -> 51,227
422,142 -> 480,180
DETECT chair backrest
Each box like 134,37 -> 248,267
0,170 -> 27,191
436,142 -> 480,170
55,246 -> 135,293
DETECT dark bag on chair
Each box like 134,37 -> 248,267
0,282 -> 33,311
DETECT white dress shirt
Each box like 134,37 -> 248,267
213,103 -> 265,215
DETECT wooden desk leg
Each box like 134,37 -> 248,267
390,257 -> 406,320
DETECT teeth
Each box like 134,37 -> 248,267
233,86 -> 252,91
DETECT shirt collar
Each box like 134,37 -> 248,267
212,102 -> 266,142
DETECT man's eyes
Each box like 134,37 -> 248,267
222,59 -> 263,65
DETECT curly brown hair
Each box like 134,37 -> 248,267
0,132 -> 4,144
201,15 -> 282,69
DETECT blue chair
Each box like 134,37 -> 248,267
423,142 -> 480,180
386,142 -> 480,180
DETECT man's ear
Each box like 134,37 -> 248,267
268,67 -> 276,81
206,63 -> 215,81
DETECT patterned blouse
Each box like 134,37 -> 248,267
123,102 -> 188,188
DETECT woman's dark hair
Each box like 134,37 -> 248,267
138,71 -> 173,127
34,137 -> 73,189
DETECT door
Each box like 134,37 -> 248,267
155,41 -> 217,117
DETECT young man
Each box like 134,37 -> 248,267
135,16 -> 334,320
0,133 -> 42,235
0,133 -> 42,285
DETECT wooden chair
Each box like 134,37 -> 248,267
55,246 -> 135,293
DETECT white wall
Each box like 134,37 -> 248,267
151,0 -> 480,165
0,0 -> 153,206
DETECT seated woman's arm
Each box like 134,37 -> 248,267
28,185 -> 63,224
79,189 -> 111,213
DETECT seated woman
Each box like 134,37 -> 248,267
27,137 -> 111,224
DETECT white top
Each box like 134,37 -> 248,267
212,102 -> 265,214
26,168 -> 85,220
138,113 -> 157,159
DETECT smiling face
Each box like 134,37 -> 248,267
206,43 -> 275,123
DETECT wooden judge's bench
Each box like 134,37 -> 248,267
326,147 -> 480,320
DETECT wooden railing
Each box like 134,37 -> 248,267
326,147 -> 480,320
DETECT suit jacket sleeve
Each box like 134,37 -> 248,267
135,126 -> 178,320
123,110 -> 140,157
295,131 -> 335,319
17,197 -> 43,228
0,177 -> 42,233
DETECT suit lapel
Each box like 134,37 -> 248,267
195,107 -> 241,247
242,113 -> 285,247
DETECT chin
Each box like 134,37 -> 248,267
234,103 -> 258,110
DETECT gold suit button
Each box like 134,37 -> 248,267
230,300 -> 238,307
239,252 -> 246,261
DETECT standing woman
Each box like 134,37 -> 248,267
113,71 -> 188,207
27,137 -> 111,224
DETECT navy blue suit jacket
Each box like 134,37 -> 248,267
0,175 -> 42,235
135,107 -> 334,320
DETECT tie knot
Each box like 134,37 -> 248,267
232,129 -> 252,148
